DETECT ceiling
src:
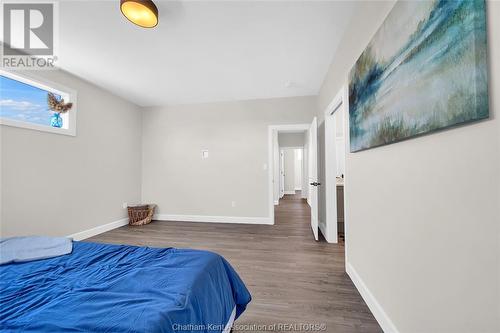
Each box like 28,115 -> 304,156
58,1 -> 357,106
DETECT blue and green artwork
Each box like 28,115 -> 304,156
348,0 -> 489,152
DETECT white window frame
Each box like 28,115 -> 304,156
0,70 -> 77,136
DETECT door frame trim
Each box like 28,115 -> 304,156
267,124 -> 310,224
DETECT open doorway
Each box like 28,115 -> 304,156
324,87 -> 347,244
279,146 -> 305,198
268,121 -> 320,241
279,147 -> 304,200
278,133 -> 306,199
331,108 -> 345,243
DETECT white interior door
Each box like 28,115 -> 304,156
279,150 -> 285,198
308,117 -> 319,241
325,105 -> 340,243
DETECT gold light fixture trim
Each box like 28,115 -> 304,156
120,0 -> 158,28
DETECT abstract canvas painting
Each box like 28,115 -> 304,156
348,0 -> 488,152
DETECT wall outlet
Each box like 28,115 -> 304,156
231,201 -> 236,207
122,202 -> 128,209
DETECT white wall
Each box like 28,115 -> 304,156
278,133 -> 304,147
142,96 -> 315,220
317,1 -> 500,332
1,69 -> 142,237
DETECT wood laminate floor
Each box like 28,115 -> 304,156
88,192 -> 382,333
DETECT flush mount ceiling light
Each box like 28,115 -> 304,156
120,0 -> 158,28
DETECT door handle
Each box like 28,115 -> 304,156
310,182 -> 321,186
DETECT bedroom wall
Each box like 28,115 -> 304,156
141,96 -> 315,222
0,69 -> 142,238
316,1 -> 500,332
278,133 -> 304,148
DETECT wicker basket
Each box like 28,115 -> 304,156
127,204 -> 156,226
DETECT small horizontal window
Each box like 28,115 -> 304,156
0,71 -> 77,136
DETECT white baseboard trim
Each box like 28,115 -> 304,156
68,218 -> 129,241
294,187 -> 302,191
274,200 -> 279,205
284,190 -> 296,195
346,262 -> 399,333
155,214 -> 273,225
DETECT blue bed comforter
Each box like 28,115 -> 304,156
0,242 -> 251,332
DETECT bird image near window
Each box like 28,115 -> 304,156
0,71 -> 76,136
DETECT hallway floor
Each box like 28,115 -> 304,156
88,191 -> 381,332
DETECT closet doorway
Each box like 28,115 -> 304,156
324,87 -> 347,244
